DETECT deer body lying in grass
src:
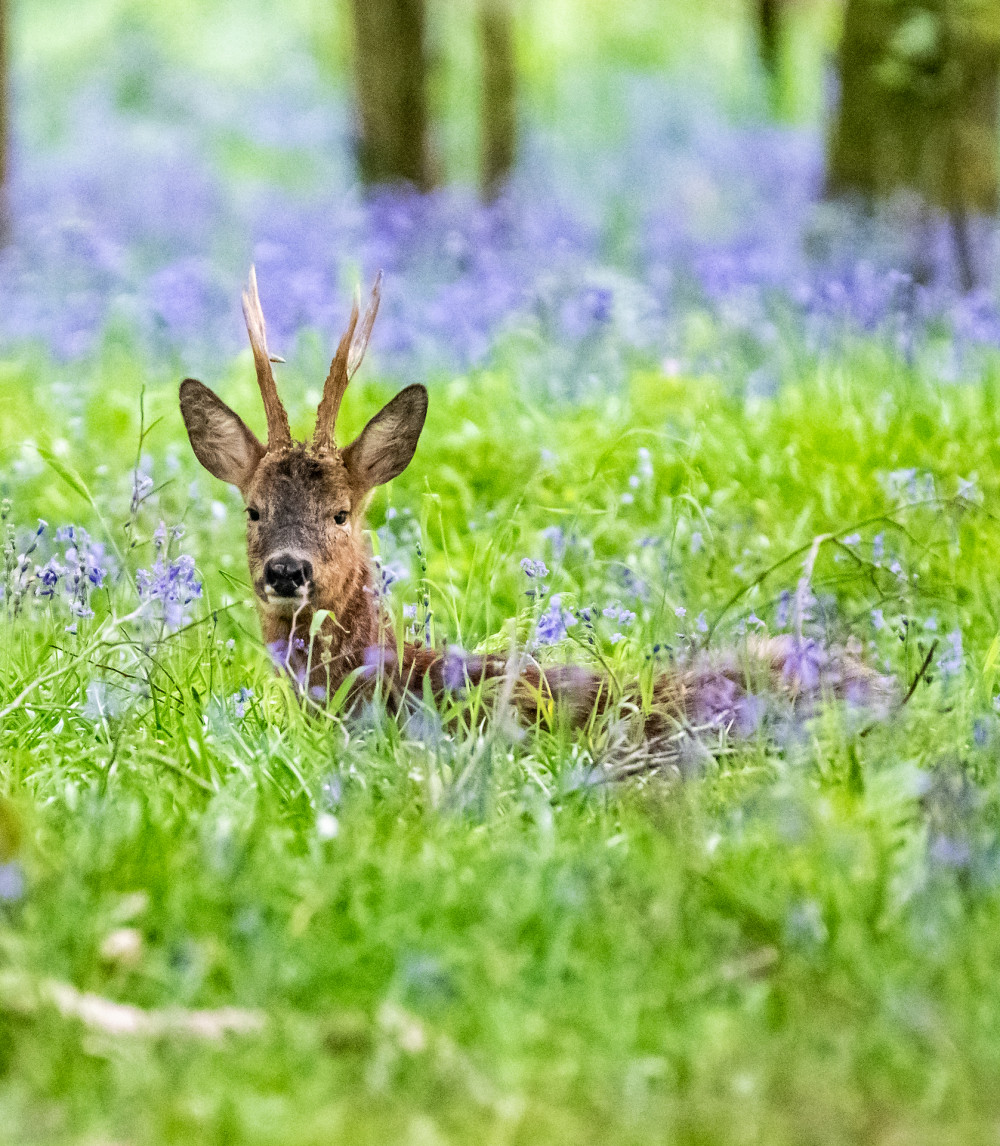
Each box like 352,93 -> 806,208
180,269 -> 891,756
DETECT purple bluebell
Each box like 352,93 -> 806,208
602,604 -> 636,627
4,64 -> 999,386
536,595 -> 575,646
780,638 -> 825,692
30,525 -> 108,617
520,558 -> 549,579
232,688 -> 253,719
136,552 -> 202,629
373,557 -> 408,598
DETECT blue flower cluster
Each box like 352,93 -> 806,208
3,62 -> 1000,384
135,523 -> 203,630
3,518 -> 109,629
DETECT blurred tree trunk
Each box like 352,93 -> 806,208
827,1 -> 999,215
480,0 -> 517,199
756,0 -> 782,82
351,0 -> 431,189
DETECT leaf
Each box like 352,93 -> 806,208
35,447 -> 95,506
329,666 -> 365,715
309,609 -> 331,640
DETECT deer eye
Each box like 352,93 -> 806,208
333,510 -> 349,526
247,506 -> 260,522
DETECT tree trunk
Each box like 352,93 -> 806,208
756,0 -> 782,82
351,0 -> 430,189
827,0 -> 1000,215
480,0 -> 517,200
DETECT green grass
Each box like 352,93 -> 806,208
4,339 -> 1000,1143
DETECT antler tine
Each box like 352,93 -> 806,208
313,271 -> 383,453
347,270 -> 382,381
242,266 -> 291,450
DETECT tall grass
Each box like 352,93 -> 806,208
3,342 -> 1000,1142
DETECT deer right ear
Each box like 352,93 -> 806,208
341,384 -> 428,497
179,378 -> 265,494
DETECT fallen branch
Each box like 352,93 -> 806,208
1,974 -> 265,1040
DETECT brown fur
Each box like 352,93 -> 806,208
349,636 -> 892,747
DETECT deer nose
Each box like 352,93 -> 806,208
263,555 -> 313,597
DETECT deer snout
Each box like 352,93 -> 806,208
263,554 -> 313,599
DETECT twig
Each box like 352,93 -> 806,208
901,639 -> 938,709
858,638 -> 937,739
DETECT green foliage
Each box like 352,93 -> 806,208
3,337 -> 1000,1141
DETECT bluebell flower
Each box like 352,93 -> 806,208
232,687 -> 253,718
520,558 -> 549,579
781,638 -> 825,691
35,557 -> 63,598
33,525 -> 108,616
373,556 -> 408,598
602,604 -> 636,627
131,468 -> 154,514
136,552 -> 202,629
536,595 -> 575,646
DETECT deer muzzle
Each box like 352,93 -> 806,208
263,554 -> 314,601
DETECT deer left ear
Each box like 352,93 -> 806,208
341,384 -> 428,495
180,377 -> 265,494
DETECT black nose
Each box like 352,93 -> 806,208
264,555 -> 313,598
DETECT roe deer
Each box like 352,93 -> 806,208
180,269 -> 892,757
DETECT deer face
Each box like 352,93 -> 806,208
179,269 -> 427,618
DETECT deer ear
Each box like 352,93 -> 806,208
180,378 -> 265,494
341,384 -> 428,496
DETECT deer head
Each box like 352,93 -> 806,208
179,268 -> 427,653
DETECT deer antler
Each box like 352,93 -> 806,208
313,271 -> 383,453
242,266 -> 292,451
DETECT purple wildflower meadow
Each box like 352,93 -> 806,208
1,61 -> 999,386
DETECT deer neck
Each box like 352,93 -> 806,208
257,557 -> 380,695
